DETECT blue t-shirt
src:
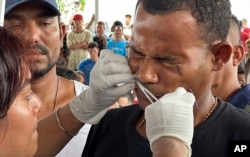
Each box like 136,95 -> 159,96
107,39 -> 128,57
78,59 -> 96,85
227,84 -> 250,109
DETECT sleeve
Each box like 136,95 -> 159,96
66,32 -> 73,47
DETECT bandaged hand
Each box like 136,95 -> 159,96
70,50 -> 135,124
145,87 -> 195,155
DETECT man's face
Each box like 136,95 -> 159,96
74,19 -> 83,30
125,16 -> 132,25
128,5 -> 215,109
88,47 -> 99,57
238,73 -> 246,87
4,2 -> 65,80
114,26 -> 123,38
96,24 -> 105,35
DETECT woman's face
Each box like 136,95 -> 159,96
0,72 -> 41,156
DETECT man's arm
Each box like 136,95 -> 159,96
152,137 -> 189,157
68,41 -> 88,50
86,14 -> 95,30
35,50 -> 135,156
35,105 -> 83,157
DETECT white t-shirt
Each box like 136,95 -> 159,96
56,81 -> 91,157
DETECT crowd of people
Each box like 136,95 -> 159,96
1,0 -> 250,157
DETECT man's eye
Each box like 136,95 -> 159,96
8,24 -> 22,30
42,22 -> 51,27
26,91 -> 34,101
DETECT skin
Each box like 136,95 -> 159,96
212,45 -> 243,99
68,18 -> 88,50
125,16 -> 132,27
128,4 -> 231,139
96,23 -> 105,36
88,47 -> 99,62
124,16 -> 132,40
212,16 -> 245,100
74,19 -> 83,33
4,3 -> 83,156
3,3 -> 78,119
245,42 -> 250,60
0,71 -> 41,157
113,26 -> 124,41
95,23 -> 107,48
152,137 -> 189,157
238,73 -> 246,87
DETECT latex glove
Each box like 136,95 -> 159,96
145,87 -> 195,155
70,50 -> 135,124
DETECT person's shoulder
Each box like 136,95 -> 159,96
222,100 -> 250,120
242,84 -> 250,93
72,80 -> 88,95
84,29 -> 92,34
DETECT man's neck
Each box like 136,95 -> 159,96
74,28 -> 83,33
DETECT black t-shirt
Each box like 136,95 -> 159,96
82,99 -> 250,157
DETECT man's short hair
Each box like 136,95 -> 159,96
125,14 -> 132,18
97,21 -> 105,26
88,42 -> 99,49
136,0 -> 232,45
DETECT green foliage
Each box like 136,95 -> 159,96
56,0 -> 86,14
79,0 -> 86,11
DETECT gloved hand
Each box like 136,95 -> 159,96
70,50 -> 135,124
145,87 -> 195,156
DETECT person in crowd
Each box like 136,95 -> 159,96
238,65 -> 246,87
239,20 -> 250,51
242,18 -> 250,35
123,14 -> 133,41
116,92 -> 134,107
56,65 -> 78,81
93,21 -> 110,54
67,14 -> 93,70
1,0 -> 193,156
109,91 -> 134,109
107,25 -> 128,57
0,28 -> 191,157
0,26 -> 42,157
212,15 -> 250,109
109,20 -> 123,38
78,42 -> 99,85
4,0 -> 90,156
245,58 -> 250,84
241,38 -> 250,67
81,0 -> 250,157
76,70 -> 86,84
85,14 -> 96,30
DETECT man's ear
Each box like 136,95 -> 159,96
59,23 -> 66,48
232,45 -> 244,66
211,41 -> 232,71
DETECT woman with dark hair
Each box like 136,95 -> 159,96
0,26 -> 41,156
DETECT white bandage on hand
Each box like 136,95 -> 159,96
145,87 -> 195,155
70,50 -> 135,124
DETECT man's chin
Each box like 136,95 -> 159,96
31,64 -> 55,80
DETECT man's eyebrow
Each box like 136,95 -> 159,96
5,14 -> 21,21
130,44 -> 142,54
